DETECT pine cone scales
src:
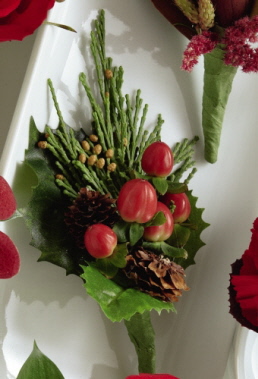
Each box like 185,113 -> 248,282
65,188 -> 119,249
124,249 -> 189,302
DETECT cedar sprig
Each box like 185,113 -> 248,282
40,10 -> 198,200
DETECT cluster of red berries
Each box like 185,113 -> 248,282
84,142 -> 191,259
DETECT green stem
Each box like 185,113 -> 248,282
124,312 -> 156,374
202,46 -> 237,163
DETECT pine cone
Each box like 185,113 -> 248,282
124,248 -> 189,302
64,188 -> 120,249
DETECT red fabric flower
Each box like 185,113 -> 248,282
229,218 -> 258,333
223,16 -> 258,72
0,176 -> 20,278
0,0 -> 55,42
125,375 -> 180,379
181,31 -> 218,71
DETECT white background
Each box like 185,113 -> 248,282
0,1 -> 258,378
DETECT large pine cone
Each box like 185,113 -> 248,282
64,188 -> 120,249
124,248 -> 189,302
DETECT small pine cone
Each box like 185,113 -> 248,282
124,249 -> 189,302
64,188 -> 120,249
198,0 -> 215,30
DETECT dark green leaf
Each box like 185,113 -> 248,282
107,243 -> 128,268
21,117 -> 80,275
142,241 -> 187,259
129,223 -> 144,246
166,181 -> 188,194
151,177 -> 168,195
81,265 -> 175,322
94,259 -> 118,278
17,341 -> 64,379
113,221 -> 130,243
144,211 -> 166,227
176,190 -> 210,268
166,223 -> 191,248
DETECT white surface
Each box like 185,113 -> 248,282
0,1 -> 258,378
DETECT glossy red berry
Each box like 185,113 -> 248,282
141,141 -> 174,177
0,176 -> 17,220
84,224 -> 117,259
117,179 -> 157,223
160,192 -> 191,223
143,201 -> 174,242
0,231 -> 20,279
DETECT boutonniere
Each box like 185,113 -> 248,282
151,0 -> 258,163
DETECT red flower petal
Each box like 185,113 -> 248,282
212,0 -> 253,27
229,217 -> 258,333
0,0 -> 55,42
151,0 -> 196,39
0,0 -> 21,18
0,231 -> 20,279
0,176 -> 17,220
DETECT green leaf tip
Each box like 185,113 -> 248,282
17,341 -> 64,379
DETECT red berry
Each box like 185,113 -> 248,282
0,176 -> 17,220
117,179 -> 157,223
141,141 -> 174,177
160,192 -> 191,223
0,231 -> 20,279
143,201 -> 174,242
84,224 -> 117,259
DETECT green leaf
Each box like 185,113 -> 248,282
113,220 -> 130,243
94,259 -> 118,278
124,312 -> 156,374
203,45 -> 237,163
81,265 -> 175,322
176,190 -> 209,268
107,243 -> 128,268
144,211 -> 166,227
17,341 -> 64,379
166,181 -> 188,194
151,177 -> 168,195
21,117 -> 80,275
129,223 -> 144,246
166,223 -> 191,248
142,241 -> 187,259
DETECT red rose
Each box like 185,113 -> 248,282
229,218 -> 258,333
125,375 -> 180,379
0,0 -> 55,42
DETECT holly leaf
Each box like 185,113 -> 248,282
166,223 -> 191,248
20,117 -> 80,275
176,190 -> 209,268
17,341 -> 64,379
81,265 -> 175,322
